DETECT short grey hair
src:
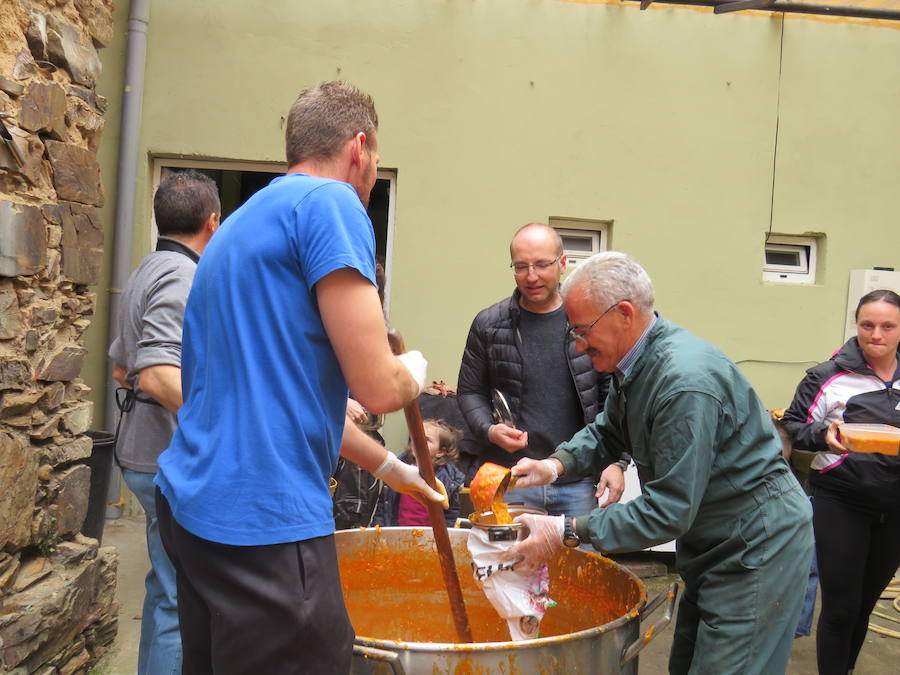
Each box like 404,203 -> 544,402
561,251 -> 655,313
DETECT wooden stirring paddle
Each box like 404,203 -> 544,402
388,329 -> 474,643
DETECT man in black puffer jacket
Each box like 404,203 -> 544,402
458,223 -> 622,517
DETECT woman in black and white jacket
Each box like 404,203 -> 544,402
783,289 -> 900,675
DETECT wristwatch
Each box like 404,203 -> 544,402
562,517 -> 581,548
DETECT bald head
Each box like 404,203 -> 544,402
510,223 -> 564,259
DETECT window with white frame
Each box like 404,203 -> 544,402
763,235 -> 818,284
549,217 -> 610,268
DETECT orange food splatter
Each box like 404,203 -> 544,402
469,462 -> 514,524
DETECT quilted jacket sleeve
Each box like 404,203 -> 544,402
457,315 -> 495,443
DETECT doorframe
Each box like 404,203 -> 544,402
150,156 -> 397,315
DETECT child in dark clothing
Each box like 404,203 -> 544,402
373,419 -> 466,527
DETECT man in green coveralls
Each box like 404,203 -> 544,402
510,251 -> 813,674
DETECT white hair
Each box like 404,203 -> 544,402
561,251 -> 655,313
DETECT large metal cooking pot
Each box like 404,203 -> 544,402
337,526 -> 676,674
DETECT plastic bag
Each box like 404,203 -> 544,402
467,526 -> 554,641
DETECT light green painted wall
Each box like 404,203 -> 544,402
88,2 -> 900,452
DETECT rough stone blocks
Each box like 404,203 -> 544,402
0,200 -> 46,277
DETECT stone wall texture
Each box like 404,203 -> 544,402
0,1 -> 117,673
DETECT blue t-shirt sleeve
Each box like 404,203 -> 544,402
296,182 -> 376,288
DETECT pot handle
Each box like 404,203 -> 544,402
619,582 -> 679,666
353,644 -> 406,675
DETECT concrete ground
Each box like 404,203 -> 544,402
98,515 -> 900,674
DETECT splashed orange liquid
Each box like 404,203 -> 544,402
469,462 -> 515,524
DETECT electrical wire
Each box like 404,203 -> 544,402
868,576 -> 900,639
765,15 -> 785,245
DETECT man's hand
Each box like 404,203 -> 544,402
596,464 -> 625,507
501,513 -> 564,572
112,364 -> 130,389
826,420 -> 849,454
346,398 -> 369,425
488,423 -> 529,453
372,452 -> 447,508
510,457 -> 561,488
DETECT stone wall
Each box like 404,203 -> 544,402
0,1 -> 117,673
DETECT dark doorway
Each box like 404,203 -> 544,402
161,165 -> 391,263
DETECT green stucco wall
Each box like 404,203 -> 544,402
87,1 -> 900,451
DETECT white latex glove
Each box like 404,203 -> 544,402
396,350 -> 427,395
372,452 -> 447,507
501,513 -> 564,573
510,458 -> 559,489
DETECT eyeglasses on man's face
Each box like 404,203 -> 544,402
567,300 -> 626,346
510,256 -> 561,276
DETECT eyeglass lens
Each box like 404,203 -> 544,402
512,257 -> 559,274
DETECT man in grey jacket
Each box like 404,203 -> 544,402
108,170 -> 220,675
457,223 -> 621,516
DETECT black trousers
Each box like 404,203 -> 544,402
156,489 -> 354,674
813,489 -> 900,675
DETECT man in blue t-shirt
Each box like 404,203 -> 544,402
155,82 -> 443,675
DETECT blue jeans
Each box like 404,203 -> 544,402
795,496 -> 818,638
122,470 -> 182,675
795,550 -> 819,637
505,477 -> 597,518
